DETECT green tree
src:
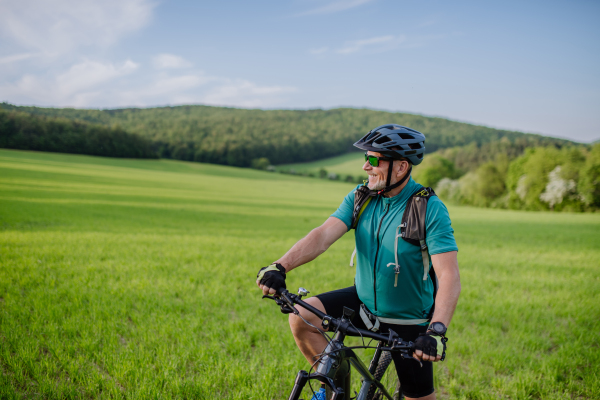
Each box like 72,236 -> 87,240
412,155 -> 459,187
476,162 -> 506,202
251,157 -> 270,170
579,143 -> 600,208
0,109 -> 156,159
505,146 -> 589,211
0,102 -> 574,168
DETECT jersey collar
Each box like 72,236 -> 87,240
381,177 -> 419,206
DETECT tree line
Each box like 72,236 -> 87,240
414,144 -> 600,212
0,109 -> 157,159
2,102 -> 595,211
0,103 -> 572,167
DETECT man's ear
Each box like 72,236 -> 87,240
395,160 -> 409,177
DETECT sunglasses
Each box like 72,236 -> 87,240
365,153 -> 392,167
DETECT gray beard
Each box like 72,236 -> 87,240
368,178 -> 386,191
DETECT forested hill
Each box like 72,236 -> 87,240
0,108 -> 157,159
0,103 -> 573,167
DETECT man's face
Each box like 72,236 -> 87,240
363,151 -> 390,191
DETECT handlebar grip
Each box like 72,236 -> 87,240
276,287 -> 288,295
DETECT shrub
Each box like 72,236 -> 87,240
251,157 -> 271,170
412,155 -> 460,188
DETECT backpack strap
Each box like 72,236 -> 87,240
350,185 -> 377,230
400,187 -> 438,320
350,185 -> 376,266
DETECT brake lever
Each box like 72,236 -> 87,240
262,293 -> 299,314
278,292 -> 300,315
404,342 -> 422,368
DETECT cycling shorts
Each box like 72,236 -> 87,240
316,286 -> 435,399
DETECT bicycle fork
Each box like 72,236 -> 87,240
287,339 -> 349,400
287,370 -> 347,400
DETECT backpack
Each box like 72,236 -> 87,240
350,185 -> 439,321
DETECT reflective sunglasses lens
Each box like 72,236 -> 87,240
367,155 -> 379,167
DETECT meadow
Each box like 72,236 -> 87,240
276,152 -> 365,178
0,149 -> 598,399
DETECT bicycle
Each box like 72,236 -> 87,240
263,287 -> 417,400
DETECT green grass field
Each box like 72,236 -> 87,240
1,149 -> 599,399
276,152 -> 366,179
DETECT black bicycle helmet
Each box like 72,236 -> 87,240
354,124 -> 426,166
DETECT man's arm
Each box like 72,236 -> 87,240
429,250 -> 461,327
414,250 -> 461,362
258,217 -> 348,295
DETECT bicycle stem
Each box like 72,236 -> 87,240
271,289 -> 414,351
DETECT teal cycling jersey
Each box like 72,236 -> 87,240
331,178 -> 458,324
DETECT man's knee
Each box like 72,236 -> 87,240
288,296 -> 325,335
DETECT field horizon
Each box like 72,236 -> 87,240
1,149 -> 598,399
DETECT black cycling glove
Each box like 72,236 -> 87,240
413,332 -> 448,361
256,263 -> 287,292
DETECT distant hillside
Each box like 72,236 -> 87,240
276,153 -> 364,179
0,109 -> 157,159
0,103 -> 574,167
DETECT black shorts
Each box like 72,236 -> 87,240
316,286 -> 434,398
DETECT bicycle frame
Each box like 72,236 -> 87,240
287,329 -> 396,400
264,289 -> 412,400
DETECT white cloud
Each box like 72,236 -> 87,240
57,60 -> 139,95
309,47 -> 329,55
297,0 -> 375,16
153,54 -> 192,69
202,80 -> 297,108
1,59 -> 138,107
337,35 -> 397,54
332,33 -> 443,55
0,53 -> 38,65
1,57 -> 294,109
0,0 -> 155,54
116,74 -> 214,106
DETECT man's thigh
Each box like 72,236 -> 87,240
384,324 -> 434,399
316,288 -> 435,398
315,286 -> 368,331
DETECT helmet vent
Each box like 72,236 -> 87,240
404,150 -> 417,155
399,133 -> 415,140
408,142 -> 422,149
368,132 -> 381,141
374,136 -> 392,144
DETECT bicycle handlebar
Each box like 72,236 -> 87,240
263,288 -> 414,353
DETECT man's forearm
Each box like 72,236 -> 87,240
275,217 -> 348,272
429,251 -> 461,328
430,267 -> 461,328
275,228 -> 330,272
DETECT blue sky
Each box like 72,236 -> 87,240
1,0 -> 599,142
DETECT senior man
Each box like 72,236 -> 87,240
257,124 -> 461,400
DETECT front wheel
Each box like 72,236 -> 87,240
366,351 -> 403,400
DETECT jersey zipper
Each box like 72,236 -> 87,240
372,203 -> 390,311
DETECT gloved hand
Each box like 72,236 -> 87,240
413,332 -> 447,362
256,263 -> 286,295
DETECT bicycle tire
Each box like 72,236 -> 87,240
366,351 -> 403,400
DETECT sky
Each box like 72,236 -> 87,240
0,0 -> 599,143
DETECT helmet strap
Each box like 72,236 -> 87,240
378,163 -> 412,196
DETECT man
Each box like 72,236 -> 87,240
257,124 -> 461,400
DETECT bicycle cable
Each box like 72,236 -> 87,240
307,351 -> 325,399
348,319 -> 366,347
296,311 -> 332,344
304,344 -> 385,398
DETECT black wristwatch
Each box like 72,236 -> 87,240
428,321 -> 447,337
